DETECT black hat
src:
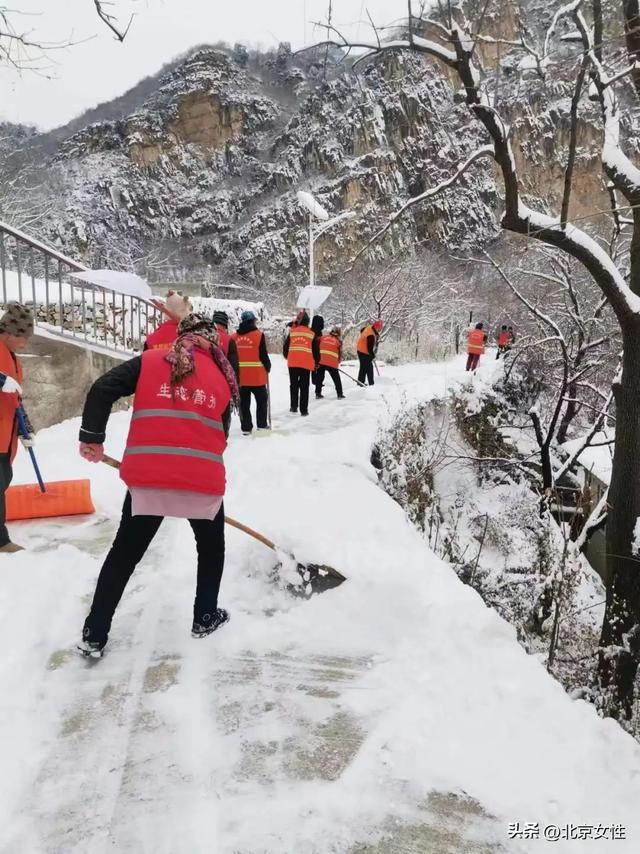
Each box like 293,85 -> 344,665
212,310 -> 229,328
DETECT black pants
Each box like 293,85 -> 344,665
357,353 -> 375,386
240,385 -> 269,431
466,353 -> 480,371
83,493 -> 225,647
314,365 -> 343,397
289,367 -> 310,414
0,453 -> 13,547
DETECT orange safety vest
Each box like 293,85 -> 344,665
319,334 -> 341,368
0,341 -> 23,462
467,329 -> 486,355
145,320 -> 178,350
287,325 -> 315,370
120,348 -> 230,496
232,329 -> 267,386
357,325 -> 375,355
498,331 -> 510,347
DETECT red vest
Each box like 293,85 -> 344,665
216,326 -> 231,356
145,320 -> 178,350
120,348 -> 230,496
319,334 -> 341,368
287,325 -> 315,370
0,342 -> 23,462
498,331 -> 510,347
232,329 -> 267,386
467,329 -> 486,355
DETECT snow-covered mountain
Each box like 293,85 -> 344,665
5,44 -> 501,289
2,2 -> 619,294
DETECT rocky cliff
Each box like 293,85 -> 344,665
4,44 -> 500,294
1,3 -> 621,297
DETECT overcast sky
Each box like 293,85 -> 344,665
1,0 -> 405,130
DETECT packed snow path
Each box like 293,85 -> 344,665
2,356 -> 640,854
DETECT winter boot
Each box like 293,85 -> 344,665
191,608 -> 230,638
0,542 -> 24,553
337,394 -> 345,400
315,393 -> 323,399
242,430 -> 252,436
77,639 -> 105,659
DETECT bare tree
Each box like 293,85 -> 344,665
305,1 -> 640,719
482,249 -> 617,491
0,1 -> 133,70
328,250 -> 471,360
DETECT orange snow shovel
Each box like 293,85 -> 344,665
5,406 -> 94,521
101,454 -> 346,594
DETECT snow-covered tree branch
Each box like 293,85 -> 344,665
304,0 -> 640,719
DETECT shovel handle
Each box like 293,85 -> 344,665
101,454 -> 277,551
224,516 -> 277,551
338,368 -> 365,387
102,454 -> 122,470
17,406 -> 46,493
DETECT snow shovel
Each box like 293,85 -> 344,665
101,455 -> 346,595
5,406 -> 95,521
338,368 -> 365,387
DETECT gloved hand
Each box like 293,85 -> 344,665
79,442 -> 104,463
20,434 -> 34,449
1,376 -> 22,395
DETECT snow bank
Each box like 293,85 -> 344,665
1,355 -> 640,852
189,296 -> 271,329
562,430 -> 613,485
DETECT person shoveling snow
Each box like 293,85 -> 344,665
77,313 -> 239,657
0,301 -> 35,553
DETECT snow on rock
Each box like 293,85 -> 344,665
561,430 -> 614,485
1,355 -> 640,852
5,46 -> 498,288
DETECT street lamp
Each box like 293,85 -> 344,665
296,191 -> 355,295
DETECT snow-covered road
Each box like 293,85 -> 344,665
2,355 -> 640,853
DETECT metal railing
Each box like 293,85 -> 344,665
0,220 -> 161,357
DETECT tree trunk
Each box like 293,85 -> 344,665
556,381 -> 577,445
599,322 -> 640,718
530,410 -> 553,491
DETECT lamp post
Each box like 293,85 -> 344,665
296,191 -> 354,316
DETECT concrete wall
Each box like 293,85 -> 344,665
20,335 -> 129,431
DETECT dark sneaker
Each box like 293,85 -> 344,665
337,394 -> 345,399
300,411 -> 309,417
315,393 -> 323,399
191,608 -> 230,638
77,639 -> 105,659
289,408 -> 298,414
242,430 -> 252,436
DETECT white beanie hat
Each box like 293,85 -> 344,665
165,291 -> 192,320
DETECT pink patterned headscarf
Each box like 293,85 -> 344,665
165,314 -> 240,409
